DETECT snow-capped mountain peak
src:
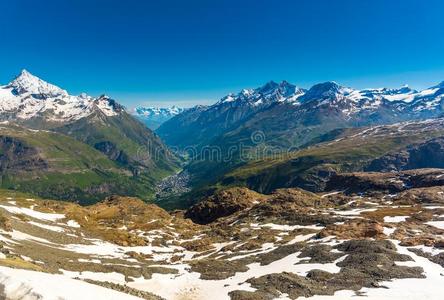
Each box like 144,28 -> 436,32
257,80 -> 280,94
299,81 -> 349,102
7,69 -> 68,98
241,89 -> 254,97
258,80 -> 300,98
134,106 -> 185,129
135,106 -> 185,117
0,70 -> 121,123
217,80 -> 305,106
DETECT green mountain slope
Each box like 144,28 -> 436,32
55,106 -> 179,175
218,119 -> 444,194
0,71 -> 180,203
158,81 -> 444,194
162,118 -> 444,210
0,125 -> 174,204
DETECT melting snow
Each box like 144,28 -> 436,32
61,270 -> 126,285
383,227 -> 396,236
66,220 -> 81,228
426,221 -> 444,230
0,204 -> 65,222
0,266 -> 142,300
252,223 -> 324,231
384,216 -> 409,223
28,221 -> 65,233
128,252 -> 345,300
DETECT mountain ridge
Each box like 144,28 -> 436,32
0,70 -> 121,124
0,70 -> 179,203
157,79 -> 444,153
156,79 -> 444,195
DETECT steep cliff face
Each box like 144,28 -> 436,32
366,137 -> 444,172
0,136 -> 47,175
184,187 -> 266,224
325,169 -> 444,194
93,141 -> 129,165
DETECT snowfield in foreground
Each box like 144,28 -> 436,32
0,185 -> 443,300
0,266 -> 142,300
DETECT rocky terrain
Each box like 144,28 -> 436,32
1,168 -> 443,299
365,137 -> 444,171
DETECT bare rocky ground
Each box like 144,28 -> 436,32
0,169 -> 443,300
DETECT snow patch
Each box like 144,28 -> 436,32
0,266 -> 143,300
0,204 -> 65,222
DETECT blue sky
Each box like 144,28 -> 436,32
1,0 -> 444,108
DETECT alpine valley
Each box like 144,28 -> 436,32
156,79 -> 444,204
1,71 -> 444,300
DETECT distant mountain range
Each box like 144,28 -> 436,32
133,106 -> 184,129
155,79 -> 444,191
2,71 -> 444,205
157,80 -> 444,152
0,70 -> 178,203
